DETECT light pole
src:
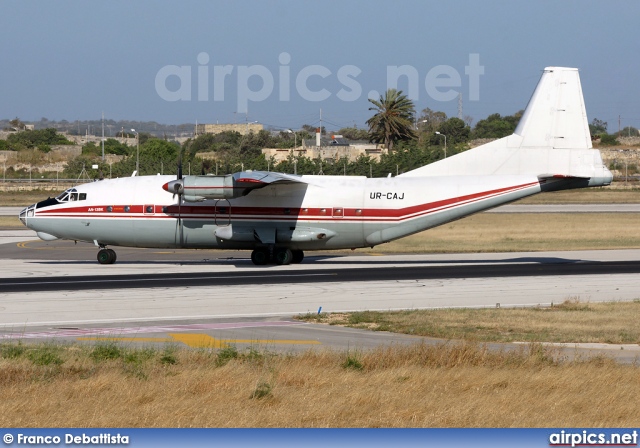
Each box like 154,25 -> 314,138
286,129 -> 297,149
435,131 -> 447,158
416,119 -> 428,144
131,129 -> 139,174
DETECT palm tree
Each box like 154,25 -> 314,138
366,89 -> 416,151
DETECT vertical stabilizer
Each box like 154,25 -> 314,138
400,66 -> 611,187
515,67 -> 592,149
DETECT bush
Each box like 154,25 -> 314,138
28,345 -> 64,366
600,134 -> 620,146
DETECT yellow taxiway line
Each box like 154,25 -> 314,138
76,333 -> 321,348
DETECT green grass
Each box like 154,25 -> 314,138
27,344 -> 65,366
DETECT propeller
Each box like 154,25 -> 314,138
175,152 -> 184,247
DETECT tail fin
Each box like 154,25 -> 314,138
401,67 -> 612,187
515,67 -> 591,150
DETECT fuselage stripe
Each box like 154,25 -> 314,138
31,181 -> 538,224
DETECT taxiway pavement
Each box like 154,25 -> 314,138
2,230 -> 640,362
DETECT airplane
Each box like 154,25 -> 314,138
19,67 -> 613,266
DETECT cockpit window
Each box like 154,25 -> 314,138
55,188 -> 86,202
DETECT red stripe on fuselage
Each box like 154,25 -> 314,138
33,181 -> 538,222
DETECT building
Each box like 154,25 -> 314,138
195,122 -> 264,136
262,135 -> 385,164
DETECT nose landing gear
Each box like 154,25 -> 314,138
97,248 -> 117,265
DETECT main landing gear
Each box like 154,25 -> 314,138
97,247 -> 117,265
250,248 -> 304,266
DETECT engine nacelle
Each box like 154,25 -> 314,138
163,175 -> 244,200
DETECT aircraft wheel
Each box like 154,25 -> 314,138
107,249 -> 117,264
274,248 -> 293,265
97,248 -> 115,265
251,248 -> 270,266
291,250 -> 304,264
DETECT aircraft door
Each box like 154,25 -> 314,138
215,199 -> 231,226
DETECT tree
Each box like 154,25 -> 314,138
103,138 -> 130,156
6,128 -> 73,149
431,117 -> 471,146
589,118 -> 607,136
337,127 -> 369,140
618,126 -> 639,137
9,117 -> 25,131
366,89 -> 416,151
302,124 -> 325,134
417,108 -> 447,134
472,111 -> 522,139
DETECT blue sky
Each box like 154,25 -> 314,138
1,0 -> 638,133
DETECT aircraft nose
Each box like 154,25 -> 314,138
19,204 -> 36,227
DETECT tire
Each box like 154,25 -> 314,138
251,248 -> 270,266
107,249 -> 117,264
291,250 -> 304,264
274,248 -> 293,265
97,249 -> 112,265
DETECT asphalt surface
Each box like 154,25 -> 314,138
2,259 -> 640,293
2,229 -> 640,363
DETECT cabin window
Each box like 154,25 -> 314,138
79,193 -> 87,201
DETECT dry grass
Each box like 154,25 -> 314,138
0,341 -> 638,427
0,190 -> 61,207
0,216 -> 22,228
377,213 -> 640,253
299,300 -> 640,344
519,187 -> 640,204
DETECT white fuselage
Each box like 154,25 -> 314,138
21,173 -> 541,251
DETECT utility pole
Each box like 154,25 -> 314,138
101,111 -> 105,162
619,115 -> 621,135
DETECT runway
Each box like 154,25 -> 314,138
1,229 -> 640,362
